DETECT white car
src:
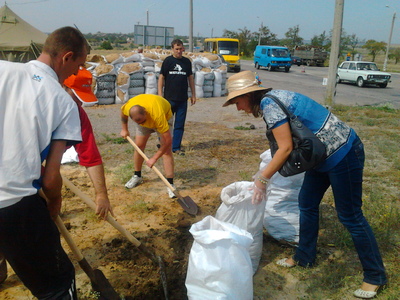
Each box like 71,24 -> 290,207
336,61 -> 391,88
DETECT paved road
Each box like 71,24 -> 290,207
239,60 -> 400,109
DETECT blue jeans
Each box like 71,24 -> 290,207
294,137 -> 387,285
168,99 -> 188,152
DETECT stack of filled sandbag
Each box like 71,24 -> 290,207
85,50 -> 228,104
92,62 -> 116,105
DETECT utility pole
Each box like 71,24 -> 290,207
146,10 -> 149,26
383,7 -> 396,72
258,22 -> 263,45
189,0 -> 193,52
324,0 -> 344,108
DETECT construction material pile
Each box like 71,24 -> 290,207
85,49 -> 228,105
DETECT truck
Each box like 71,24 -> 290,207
293,46 -> 328,66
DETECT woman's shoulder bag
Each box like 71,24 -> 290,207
264,94 -> 327,177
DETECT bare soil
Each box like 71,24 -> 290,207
0,97 -> 362,299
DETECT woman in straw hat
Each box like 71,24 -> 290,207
223,70 -> 387,299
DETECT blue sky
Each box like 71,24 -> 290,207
4,0 -> 400,44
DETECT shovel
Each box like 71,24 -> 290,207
38,190 -> 120,300
126,136 -> 198,216
61,175 -> 169,300
55,215 -> 121,300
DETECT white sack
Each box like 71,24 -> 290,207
115,72 -> 130,104
154,61 -> 162,73
213,83 -> 222,97
102,53 -> 123,65
194,71 -> 204,98
261,150 -> 303,244
143,66 -> 155,73
192,56 -> 211,69
144,72 -> 158,95
186,216 -> 253,300
122,53 -> 141,63
215,181 -> 266,274
213,70 -> 223,85
94,73 -> 116,105
61,147 -> 79,164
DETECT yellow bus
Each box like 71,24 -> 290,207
203,38 -> 241,72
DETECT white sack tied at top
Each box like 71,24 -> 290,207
215,181 -> 266,274
261,149 -> 303,244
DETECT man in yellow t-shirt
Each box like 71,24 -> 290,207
120,94 -> 176,198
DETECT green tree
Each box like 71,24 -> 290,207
362,40 -> 386,61
280,25 -> 303,50
310,31 -> 328,49
245,25 -> 279,55
348,34 -> 363,60
100,40 -> 113,50
256,24 -> 279,45
237,27 -> 253,56
222,29 -> 238,39
222,27 -> 256,56
389,47 -> 400,64
325,29 -> 352,59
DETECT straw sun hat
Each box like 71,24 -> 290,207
222,70 -> 270,107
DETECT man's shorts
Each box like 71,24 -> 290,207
133,118 -> 173,136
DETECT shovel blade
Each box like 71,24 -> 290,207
91,269 -> 121,300
177,196 -> 198,216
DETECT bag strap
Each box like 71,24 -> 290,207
264,93 -> 295,119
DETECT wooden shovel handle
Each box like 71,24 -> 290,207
126,136 -> 181,197
38,189 -> 85,260
61,175 -> 141,248
54,215 -> 84,261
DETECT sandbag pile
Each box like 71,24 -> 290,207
189,53 -> 227,98
84,49 -> 228,105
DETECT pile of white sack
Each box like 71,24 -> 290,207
85,49 -> 228,105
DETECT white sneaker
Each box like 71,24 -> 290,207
125,175 -> 143,189
167,184 -> 177,199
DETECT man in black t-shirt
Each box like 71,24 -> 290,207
158,39 -> 196,155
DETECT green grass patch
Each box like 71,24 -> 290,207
234,125 -> 252,130
101,133 -> 128,144
114,162 -> 134,184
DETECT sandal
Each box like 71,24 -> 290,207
353,284 -> 381,299
276,258 -> 296,268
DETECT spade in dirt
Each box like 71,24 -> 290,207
126,136 -> 198,216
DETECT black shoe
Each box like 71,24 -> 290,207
173,150 -> 185,156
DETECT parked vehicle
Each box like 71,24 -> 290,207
291,56 -> 302,66
336,61 -> 391,88
217,54 -> 228,68
204,38 -> 241,72
253,45 -> 291,72
293,46 -> 327,66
